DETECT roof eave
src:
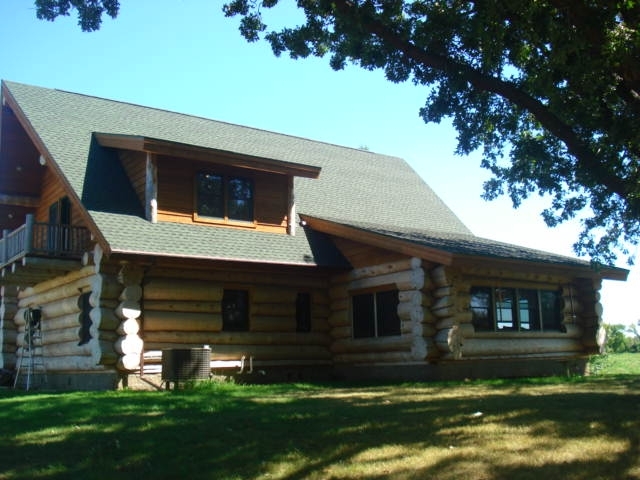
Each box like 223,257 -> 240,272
94,132 -> 322,178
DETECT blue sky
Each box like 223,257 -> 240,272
1,0 -> 638,328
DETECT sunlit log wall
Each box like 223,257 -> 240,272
13,261 -> 119,373
427,263 -> 603,361
139,266 -> 332,372
328,257 -> 440,365
0,285 -> 18,369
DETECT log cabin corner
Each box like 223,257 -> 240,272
0,80 -> 628,390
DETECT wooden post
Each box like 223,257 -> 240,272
1,229 -> 9,264
145,153 -> 158,224
287,175 -> 295,236
24,214 -> 34,254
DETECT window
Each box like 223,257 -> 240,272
222,289 -> 249,331
78,291 -> 92,345
470,287 -> 562,332
296,292 -> 312,333
196,173 -> 253,222
352,289 -> 401,338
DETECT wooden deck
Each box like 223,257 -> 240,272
0,214 -> 91,285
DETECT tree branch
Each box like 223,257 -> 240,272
331,0 -> 634,202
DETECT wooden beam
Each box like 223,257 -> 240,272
93,133 -> 322,178
300,215 -> 454,265
0,193 -> 39,208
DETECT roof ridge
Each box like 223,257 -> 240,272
2,79 -> 402,160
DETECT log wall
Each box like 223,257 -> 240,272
140,266 -> 332,371
13,262 -> 116,372
431,263 -> 604,361
0,285 -> 18,369
329,257 -> 438,365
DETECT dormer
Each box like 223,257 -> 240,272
93,134 -> 321,235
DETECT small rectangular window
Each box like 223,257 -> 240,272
470,287 -> 493,331
222,289 -> 249,331
352,289 -> 400,339
296,292 -> 312,333
78,291 -> 92,345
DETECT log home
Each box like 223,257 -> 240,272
0,80 -> 628,390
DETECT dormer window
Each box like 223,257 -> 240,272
196,172 -> 254,223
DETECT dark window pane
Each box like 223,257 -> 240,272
376,290 -> 400,336
227,177 -> 253,221
470,287 -> 493,331
541,290 -> 563,331
495,288 -> 516,330
78,292 -> 92,345
352,293 -> 375,338
197,173 -> 224,218
518,289 -> 540,331
222,290 -> 249,331
296,292 -> 311,333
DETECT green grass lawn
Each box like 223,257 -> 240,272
1,355 -> 639,480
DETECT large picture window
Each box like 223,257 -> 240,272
196,173 -> 253,222
470,287 -> 563,332
352,289 -> 401,338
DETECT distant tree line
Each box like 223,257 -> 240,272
605,322 -> 640,353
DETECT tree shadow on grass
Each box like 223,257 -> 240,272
0,378 -> 638,480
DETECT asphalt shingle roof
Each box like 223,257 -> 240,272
3,80 -> 623,276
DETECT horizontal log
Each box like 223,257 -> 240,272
0,302 -> 18,321
41,312 -> 81,332
330,297 -> 349,312
143,331 -> 331,347
331,335 -> 412,354
142,300 -> 220,314
144,343 -> 331,361
328,310 -> 349,327
310,317 -> 330,333
251,287 -> 297,304
333,351 -> 418,364
38,328 -> 81,345
252,303 -> 296,317
19,274 -> 95,308
144,278 -> 223,301
333,257 -> 422,283
17,265 -> 96,299
117,263 -> 143,286
41,297 -> 82,319
349,268 -> 425,292
461,337 -> 585,357
41,355 -> 106,372
330,325 -> 352,339
115,335 -> 144,356
143,310 -> 222,332
250,315 -> 296,333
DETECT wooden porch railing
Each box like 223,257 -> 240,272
0,214 -> 91,267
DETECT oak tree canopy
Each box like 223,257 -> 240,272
33,0 -> 640,265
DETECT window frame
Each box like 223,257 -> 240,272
470,286 -> 563,333
351,287 -> 401,339
194,172 -> 255,226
